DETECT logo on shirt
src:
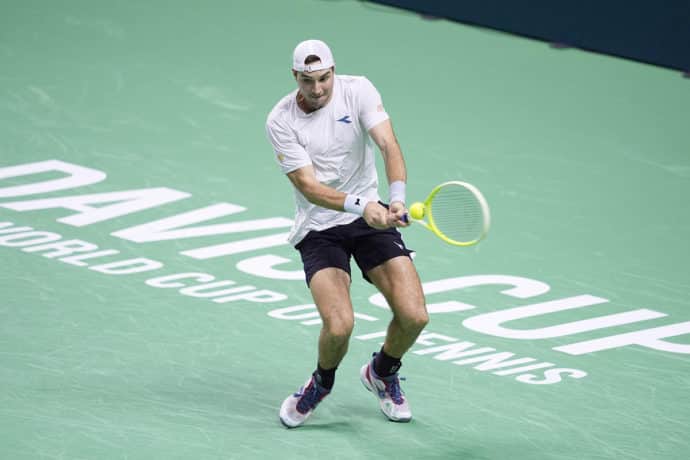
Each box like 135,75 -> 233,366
337,115 -> 352,124
276,153 -> 285,163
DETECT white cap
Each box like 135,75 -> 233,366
292,39 -> 335,72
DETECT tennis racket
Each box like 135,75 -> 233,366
403,181 -> 490,246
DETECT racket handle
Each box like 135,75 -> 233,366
402,214 -> 409,224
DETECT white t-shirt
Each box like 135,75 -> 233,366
266,74 -> 390,246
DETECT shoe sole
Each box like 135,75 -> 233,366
279,415 -> 299,429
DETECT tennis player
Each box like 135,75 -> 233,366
266,39 -> 428,428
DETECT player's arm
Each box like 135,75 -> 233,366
286,165 -> 393,229
368,119 -> 410,227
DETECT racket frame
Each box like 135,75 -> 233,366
413,180 -> 491,247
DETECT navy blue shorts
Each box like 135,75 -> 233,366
295,216 -> 414,286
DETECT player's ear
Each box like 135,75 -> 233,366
292,70 -> 298,80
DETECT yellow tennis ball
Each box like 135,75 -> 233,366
409,202 -> 425,220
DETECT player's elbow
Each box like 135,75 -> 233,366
375,135 -> 391,153
300,184 -> 320,204
287,168 -> 329,207
293,176 -> 320,203
377,136 -> 400,159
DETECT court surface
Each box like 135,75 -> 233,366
2,1 -> 690,459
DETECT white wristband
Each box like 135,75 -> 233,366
343,194 -> 370,216
389,180 -> 406,205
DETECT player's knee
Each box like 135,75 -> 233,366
323,314 -> 354,339
412,310 -> 429,331
325,326 -> 353,343
397,308 -> 429,333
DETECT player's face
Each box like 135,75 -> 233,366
295,67 -> 334,110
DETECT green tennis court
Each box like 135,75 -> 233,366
2,1 -> 689,459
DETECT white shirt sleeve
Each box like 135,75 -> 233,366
265,117 -> 312,174
357,77 -> 390,131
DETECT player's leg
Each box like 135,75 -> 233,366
351,220 -> 428,422
279,230 -> 353,428
310,267 -> 355,371
360,255 -> 428,422
367,255 -> 428,359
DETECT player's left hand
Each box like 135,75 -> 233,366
389,201 -> 410,228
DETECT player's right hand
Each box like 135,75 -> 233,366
363,202 -> 397,229
388,201 -> 410,228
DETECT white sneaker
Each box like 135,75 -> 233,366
360,356 -> 412,422
279,374 -> 330,428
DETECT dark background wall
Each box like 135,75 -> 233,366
367,0 -> 690,73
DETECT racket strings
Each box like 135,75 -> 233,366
429,186 -> 485,244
